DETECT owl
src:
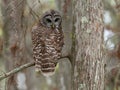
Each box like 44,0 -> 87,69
31,10 -> 64,77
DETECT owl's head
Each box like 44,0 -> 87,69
40,10 -> 62,28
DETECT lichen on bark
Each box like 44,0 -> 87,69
72,0 -> 105,90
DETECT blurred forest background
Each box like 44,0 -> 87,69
0,0 -> 120,90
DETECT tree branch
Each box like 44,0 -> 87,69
0,62 -> 35,81
0,56 -> 69,81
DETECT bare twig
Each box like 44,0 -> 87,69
0,62 -> 35,81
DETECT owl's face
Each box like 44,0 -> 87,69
41,10 -> 62,28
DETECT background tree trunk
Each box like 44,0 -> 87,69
1,0 -> 33,90
72,0 -> 105,90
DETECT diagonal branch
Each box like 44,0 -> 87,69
0,62 -> 35,81
0,56 -> 69,81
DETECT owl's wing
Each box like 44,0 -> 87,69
31,25 -> 43,72
31,26 -> 39,45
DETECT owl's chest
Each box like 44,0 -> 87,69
45,33 -> 61,45
41,29 -> 61,42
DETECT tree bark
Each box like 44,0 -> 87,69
72,0 -> 105,90
1,0 -> 31,90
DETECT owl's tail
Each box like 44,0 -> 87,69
35,59 -> 57,77
41,61 -> 57,77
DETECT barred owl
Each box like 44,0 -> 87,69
31,10 -> 64,76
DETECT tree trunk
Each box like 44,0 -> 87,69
1,0 -> 31,90
72,0 -> 105,90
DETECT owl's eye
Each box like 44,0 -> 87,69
55,18 -> 60,22
46,18 -> 52,23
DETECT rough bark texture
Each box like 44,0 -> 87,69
72,0 -> 105,90
1,0 -> 31,90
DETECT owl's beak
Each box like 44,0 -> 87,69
52,24 -> 55,28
